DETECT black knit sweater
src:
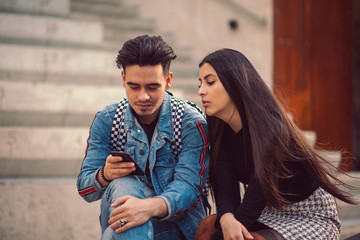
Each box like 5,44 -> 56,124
214,124 -> 319,231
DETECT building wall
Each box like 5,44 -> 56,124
125,0 -> 274,87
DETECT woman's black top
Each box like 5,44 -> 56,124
214,125 -> 319,231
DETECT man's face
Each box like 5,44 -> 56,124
122,64 -> 172,124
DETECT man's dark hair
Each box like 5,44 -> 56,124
116,35 -> 177,75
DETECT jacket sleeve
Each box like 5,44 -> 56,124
158,111 -> 210,220
77,111 -> 113,202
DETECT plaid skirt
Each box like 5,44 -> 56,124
257,187 -> 341,240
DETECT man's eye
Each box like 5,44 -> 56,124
130,85 -> 139,89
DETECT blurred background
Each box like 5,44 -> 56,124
0,0 -> 359,239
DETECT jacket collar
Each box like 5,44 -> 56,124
124,92 -> 173,141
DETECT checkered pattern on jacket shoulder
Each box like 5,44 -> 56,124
111,96 -> 192,160
111,98 -> 128,151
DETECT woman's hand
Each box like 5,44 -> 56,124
220,213 -> 253,240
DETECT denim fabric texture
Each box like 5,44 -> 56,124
77,92 -> 210,239
100,176 -> 188,240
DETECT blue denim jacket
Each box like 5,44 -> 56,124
77,92 -> 210,239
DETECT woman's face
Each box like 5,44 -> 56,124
198,63 -> 236,120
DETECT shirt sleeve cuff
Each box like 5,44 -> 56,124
155,196 -> 172,221
92,167 -> 107,191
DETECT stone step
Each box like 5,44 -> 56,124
0,110 -> 95,127
0,43 -> 117,78
302,130 -> 344,171
72,0 -> 125,5
303,130 -> 316,146
103,26 -> 154,42
70,1 -> 154,42
0,178 -> 101,240
0,177 -> 357,240
70,0 -> 156,43
0,43 -> 198,79
0,128 -> 343,178
0,68 -> 197,88
71,0 -> 137,19
70,0 -> 191,56
0,79 -> 185,127
338,172 -> 360,195
0,159 -> 83,178
0,12 -> 103,45
0,70 -> 119,85
0,6 -> 192,61
0,80 -> 126,114
0,79 -> 185,113
338,196 -> 360,219
0,36 -> 193,72
337,172 -> 360,239
0,0 -> 70,17
70,11 -> 154,33
340,218 -> 360,240
0,127 -> 88,161
319,150 -> 343,171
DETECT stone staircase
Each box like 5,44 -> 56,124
0,0 -> 199,176
0,0 -> 198,239
0,0 -> 358,239
337,172 -> 360,239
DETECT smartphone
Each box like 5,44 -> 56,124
110,151 -> 144,175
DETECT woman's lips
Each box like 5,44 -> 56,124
202,100 -> 209,108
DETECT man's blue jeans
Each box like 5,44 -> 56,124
100,176 -> 185,240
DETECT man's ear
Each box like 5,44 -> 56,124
165,72 -> 173,90
121,70 -> 126,87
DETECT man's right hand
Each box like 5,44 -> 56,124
97,154 -> 136,186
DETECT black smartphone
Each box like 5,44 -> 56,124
110,151 -> 144,175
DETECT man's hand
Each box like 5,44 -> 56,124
220,213 -> 254,240
108,196 -> 168,233
97,154 -> 136,186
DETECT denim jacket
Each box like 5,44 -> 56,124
77,92 -> 210,239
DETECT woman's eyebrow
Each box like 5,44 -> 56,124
204,73 -> 217,80
199,73 -> 217,81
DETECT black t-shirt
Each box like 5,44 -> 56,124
140,118 -> 158,145
133,108 -> 159,181
214,124 -> 319,231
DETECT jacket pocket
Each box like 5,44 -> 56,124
154,147 -> 176,188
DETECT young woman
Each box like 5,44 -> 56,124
196,49 -> 357,240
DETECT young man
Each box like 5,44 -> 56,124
77,35 -> 209,240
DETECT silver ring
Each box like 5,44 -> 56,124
119,218 -> 127,228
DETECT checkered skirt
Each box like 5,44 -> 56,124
257,187 -> 341,240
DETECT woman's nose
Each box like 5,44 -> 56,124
198,85 -> 205,96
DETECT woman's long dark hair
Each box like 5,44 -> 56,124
200,49 -> 357,208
